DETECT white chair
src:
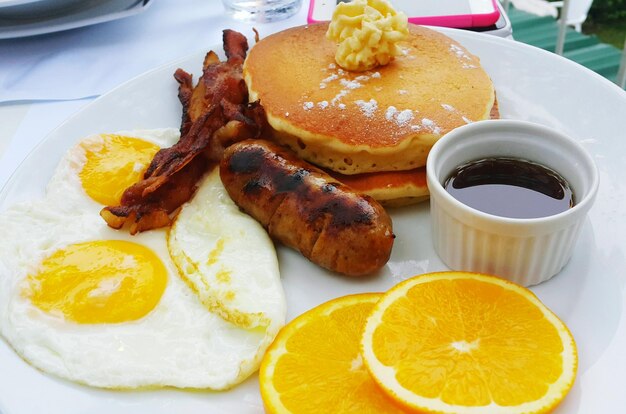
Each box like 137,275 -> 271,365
554,0 -> 594,55
508,0 -> 558,17
508,0 -> 593,31
551,0 -> 594,32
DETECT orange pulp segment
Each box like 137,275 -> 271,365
260,293 -> 410,414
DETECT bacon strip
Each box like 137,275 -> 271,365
173,69 -> 194,137
101,29 -> 266,234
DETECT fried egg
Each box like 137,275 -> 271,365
0,130 -> 286,390
168,168 -> 285,331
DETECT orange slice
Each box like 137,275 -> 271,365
361,272 -> 577,414
260,293 -> 410,414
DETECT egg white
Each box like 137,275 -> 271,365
0,129 -> 286,390
168,168 -> 286,332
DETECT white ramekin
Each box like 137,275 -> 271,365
426,120 -> 599,286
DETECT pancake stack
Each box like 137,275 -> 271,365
244,24 -> 497,206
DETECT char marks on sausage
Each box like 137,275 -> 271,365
220,140 -> 395,276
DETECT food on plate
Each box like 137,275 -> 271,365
78,134 -> 161,206
0,129 -> 285,390
260,293 -> 410,414
325,166 -> 428,207
168,168 -> 285,329
101,29 -> 394,275
220,139 -> 394,276
259,272 -> 576,413
101,30 -> 266,234
173,31 -> 267,143
326,0 -> 409,72
243,23 -> 496,204
361,272 -> 577,414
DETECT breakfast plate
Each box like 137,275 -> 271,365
0,27 -> 625,414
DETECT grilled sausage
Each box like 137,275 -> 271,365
219,139 -> 394,276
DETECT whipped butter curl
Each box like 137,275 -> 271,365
326,0 -> 409,72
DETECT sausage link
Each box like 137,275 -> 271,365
219,139 -> 394,276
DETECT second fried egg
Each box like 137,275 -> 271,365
168,168 -> 285,332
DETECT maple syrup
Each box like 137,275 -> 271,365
443,157 -> 574,219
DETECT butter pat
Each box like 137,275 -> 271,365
326,0 -> 409,72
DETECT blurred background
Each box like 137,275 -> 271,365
584,0 -> 626,48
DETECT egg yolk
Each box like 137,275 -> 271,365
79,135 -> 160,206
24,240 -> 167,324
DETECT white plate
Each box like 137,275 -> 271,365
0,0 -> 150,39
1,28 -> 625,414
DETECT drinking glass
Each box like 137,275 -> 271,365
222,0 -> 303,22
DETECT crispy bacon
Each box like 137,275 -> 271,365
100,29 -> 266,234
173,69 -> 194,137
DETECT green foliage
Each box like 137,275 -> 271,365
583,20 -> 626,48
587,0 -> 626,23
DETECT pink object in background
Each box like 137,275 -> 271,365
308,0 -> 501,28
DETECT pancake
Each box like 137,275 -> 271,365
244,23 -> 496,176
326,167 -> 428,207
